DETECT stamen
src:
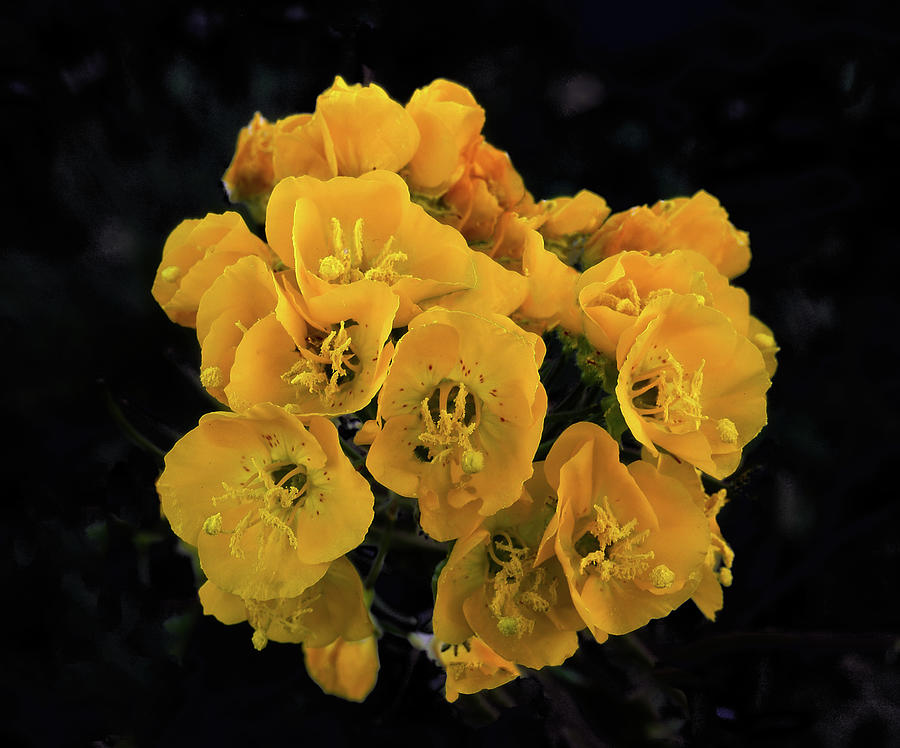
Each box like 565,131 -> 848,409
578,497 -> 654,581
202,513 -> 223,535
161,265 -> 181,283
716,418 -> 738,444
417,382 -> 481,465
649,564 -> 675,589
200,366 -> 225,389
629,350 -> 706,434
281,321 -> 357,404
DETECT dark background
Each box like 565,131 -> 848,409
2,1 -> 898,746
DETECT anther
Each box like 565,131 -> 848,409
251,629 -> 268,651
161,265 -> 181,283
716,418 -> 739,444
202,513 -> 223,535
649,564 -> 675,589
461,449 -> 485,474
200,366 -> 225,389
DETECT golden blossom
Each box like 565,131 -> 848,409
366,307 -> 547,541
615,293 -> 770,479
537,422 -> 709,640
156,404 -> 373,599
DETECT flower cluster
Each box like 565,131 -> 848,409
152,76 -> 777,703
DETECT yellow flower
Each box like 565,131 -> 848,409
577,249 -> 752,359
432,636 -> 520,703
582,191 -> 751,279
749,314 -> 779,377
218,273 -> 398,415
435,250 -> 530,318
538,422 -> 709,640
615,293 -> 771,479
194,254 -> 279,405
304,75 -> 420,178
581,205 -> 664,269
433,484 -> 583,669
404,78 -> 486,196
265,170 -> 477,326
651,452 -> 734,620
156,404 -> 374,599
535,190 -> 611,265
198,555 -> 373,650
272,76 -> 420,185
303,635 -> 380,703
441,141 -> 535,242
366,308 -> 547,541
650,191 -> 751,279
151,212 -> 272,328
481,213 -> 582,334
221,112 -> 279,224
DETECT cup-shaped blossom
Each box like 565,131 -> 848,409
299,75 -> 420,178
366,308 -> 547,541
441,141 -> 535,243
431,636 -> 520,703
221,112 -> 279,223
483,213 -> 582,334
535,189 -> 611,265
582,191 -> 751,279
433,485 -> 583,669
198,555 -> 373,651
222,274 -> 398,415
194,254 -> 279,405
615,293 -> 771,479
265,170 -> 477,326
537,422 -> 709,641
151,211 -> 272,328
303,635 -> 380,702
650,191 -> 751,279
156,404 -> 374,599
404,78 -> 486,196
577,250 -> 752,359
651,452 -> 734,620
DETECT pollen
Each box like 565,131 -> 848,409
497,616 -> 521,637
202,512 -> 223,535
315,216 -> 409,285
251,629 -> 268,651
417,382 -> 482,465
318,255 -> 345,281
281,321 -> 357,405
200,366 -> 226,389
461,448 -> 485,474
629,349 -> 705,435
716,417 -> 739,444
579,497 -> 654,582
160,265 -> 181,283
649,564 -> 676,589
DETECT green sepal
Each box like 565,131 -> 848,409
430,546 -> 452,602
601,393 -> 629,445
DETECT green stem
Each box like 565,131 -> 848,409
105,391 -> 166,461
364,494 -> 398,589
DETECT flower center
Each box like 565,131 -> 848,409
281,320 -> 360,405
575,497 -> 654,583
416,382 -> 484,472
244,586 -> 321,650
317,216 -> 409,285
202,458 -> 310,559
485,532 -> 557,638
592,277 -> 643,316
629,348 -> 705,435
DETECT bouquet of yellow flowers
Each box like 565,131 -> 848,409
151,76 -> 777,703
